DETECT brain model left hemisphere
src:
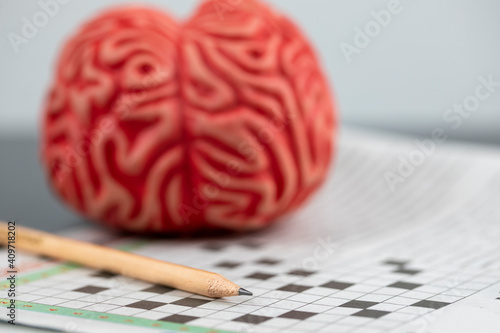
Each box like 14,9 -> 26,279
41,0 -> 337,233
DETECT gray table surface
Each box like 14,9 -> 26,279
1,136 -> 85,332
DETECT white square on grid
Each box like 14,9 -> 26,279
81,303 -> 119,312
400,290 -> 434,300
369,318 -> 402,330
132,310 -> 172,321
354,327 -> 386,333
296,303 -> 331,314
315,297 -> 349,307
45,291 -> 87,300
375,287 -> 407,296
334,315 -> 373,326
427,294 -> 461,303
224,303 -> 261,314
198,300 -> 235,311
368,302 -> 405,312
28,279 -> 60,287
336,273 -> 369,283
357,293 -> 393,302
345,284 -> 381,293
52,281 -> 89,290
262,290 -> 296,300
28,288 -> 62,297
121,291 -> 156,300
154,304 -> 190,314
271,299 -> 307,310
255,280 -> 290,290
164,290 -> 194,298
187,318 -> 225,328
291,320 -> 327,331
398,306 -> 433,316
250,306 -> 290,317
241,296 -> 278,307
386,296 -> 420,306
414,285 -> 448,294
57,300 -> 95,309
18,285 -> 38,293
78,294 -> 115,303
105,307 -> 145,316
33,297 -> 68,306
458,281 -> 487,290
330,290 -> 365,300
147,294 -> 184,303
324,307 -> 360,316
442,289 -> 475,297
99,289 -> 131,298
101,297 -> 141,306
362,277 -> 398,287
179,307 -> 217,317
215,320 -> 253,332
287,293 -> 324,303
303,287 -> 336,296
206,310 -> 244,321
381,311 -> 417,322
260,317 -> 297,328
16,294 -> 43,302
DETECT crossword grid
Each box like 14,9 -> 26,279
2,131 -> 500,332
6,238 -> 500,333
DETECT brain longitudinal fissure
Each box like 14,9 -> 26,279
41,1 -> 336,233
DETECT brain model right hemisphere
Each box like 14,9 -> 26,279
41,0 -> 338,233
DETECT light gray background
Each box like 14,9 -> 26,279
1,0 -> 499,144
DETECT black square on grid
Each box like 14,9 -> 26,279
320,280 -> 354,290
246,272 -> 275,280
340,300 -> 378,309
279,310 -> 317,320
277,284 -> 312,293
412,300 -> 450,309
160,314 -> 198,324
352,309 -> 390,318
142,285 -> 174,294
255,258 -> 281,265
126,300 -> 166,310
388,281 -> 421,290
233,314 -> 271,324
171,298 -> 211,308
73,285 -> 108,294
383,259 -> 408,266
90,270 -> 117,278
394,268 -> 421,275
216,261 -> 241,269
288,269 -> 315,277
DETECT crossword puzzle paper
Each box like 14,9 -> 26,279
2,130 -> 500,333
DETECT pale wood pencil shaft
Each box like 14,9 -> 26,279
0,221 -> 251,298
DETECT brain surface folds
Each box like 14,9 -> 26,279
41,0 -> 337,233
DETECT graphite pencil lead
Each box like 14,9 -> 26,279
238,287 -> 253,296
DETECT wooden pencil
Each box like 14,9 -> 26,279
0,221 -> 252,298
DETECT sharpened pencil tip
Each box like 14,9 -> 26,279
238,287 -> 253,296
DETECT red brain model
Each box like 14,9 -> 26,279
41,0 -> 337,233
